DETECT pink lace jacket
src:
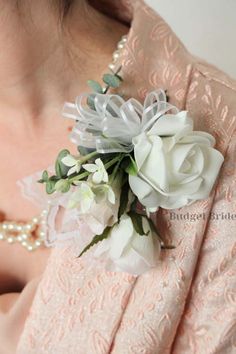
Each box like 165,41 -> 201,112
15,1 -> 236,353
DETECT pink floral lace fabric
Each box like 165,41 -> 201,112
17,1 -> 236,353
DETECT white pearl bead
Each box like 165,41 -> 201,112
16,225 -> 23,232
17,235 -> 23,242
21,241 -> 28,248
21,233 -> 29,240
7,224 -> 14,231
39,231 -> 45,238
0,233 -> 5,240
109,63 -> 115,71
117,43 -> 124,49
113,51 -> 120,60
7,237 -> 14,243
35,240 -> 42,247
27,245 -> 34,252
32,217 -> 39,224
41,210 -> 48,217
25,223 -> 33,231
2,224 -> 8,230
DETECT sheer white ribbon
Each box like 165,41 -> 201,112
62,90 -> 179,153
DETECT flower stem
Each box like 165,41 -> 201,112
80,151 -> 98,163
68,171 -> 90,183
104,155 -> 122,169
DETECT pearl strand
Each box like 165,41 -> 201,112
0,209 -> 48,252
108,35 -> 127,72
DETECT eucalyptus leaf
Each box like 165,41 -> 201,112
55,149 -> 70,178
46,180 -> 56,194
87,80 -> 103,93
55,179 -> 71,193
42,170 -> 49,181
78,226 -> 112,257
103,73 -> 121,88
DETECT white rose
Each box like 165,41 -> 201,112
129,112 -> 224,210
94,214 -> 160,275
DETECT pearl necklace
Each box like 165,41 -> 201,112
0,34 -> 127,252
0,209 -> 48,252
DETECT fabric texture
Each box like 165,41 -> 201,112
16,1 -> 236,353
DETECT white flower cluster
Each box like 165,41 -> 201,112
46,90 -> 224,276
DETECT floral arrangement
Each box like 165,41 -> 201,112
39,68 -> 224,275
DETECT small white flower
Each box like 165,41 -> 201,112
83,158 -> 108,184
93,184 -> 116,205
62,155 -> 81,176
67,183 -> 95,213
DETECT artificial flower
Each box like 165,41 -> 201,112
129,112 -> 224,209
67,183 -> 95,213
83,158 -> 108,184
61,154 -> 81,176
93,184 -> 116,205
94,214 -> 160,275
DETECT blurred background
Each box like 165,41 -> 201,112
145,0 -> 236,79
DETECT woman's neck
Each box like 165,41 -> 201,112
0,1 -> 128,131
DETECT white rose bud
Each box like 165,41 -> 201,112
94,214 -> 160,275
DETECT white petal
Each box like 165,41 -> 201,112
67,166 -> 77,176
81,197 -> 93,213
94,237 -> 112,257
148,111 -> 193,136
92,170 -> 103,184
132,133 -> 152,170
109,216 -> 134,259
190,146 -> 224,200
82,163 -> 98,173
95,158 -> 104,168
107,187 -> 116,204
62,155 -> 77,167
131,233 -> 159,266
102,170 -> 109,183
129,175 -> 165,209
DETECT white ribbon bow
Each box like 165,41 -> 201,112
62,89 -> 178,153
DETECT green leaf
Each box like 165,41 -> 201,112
118,179 -> 129,219
125,155 -> 138,176
42,170 -> 49,181
128,211 -> 146,236
78,226 -> 112,257
55,179 -> 71,193
87,80 -> 103,93
46,180 -> 56,194
102,73 -> 121,88
55,149 -> 70,178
